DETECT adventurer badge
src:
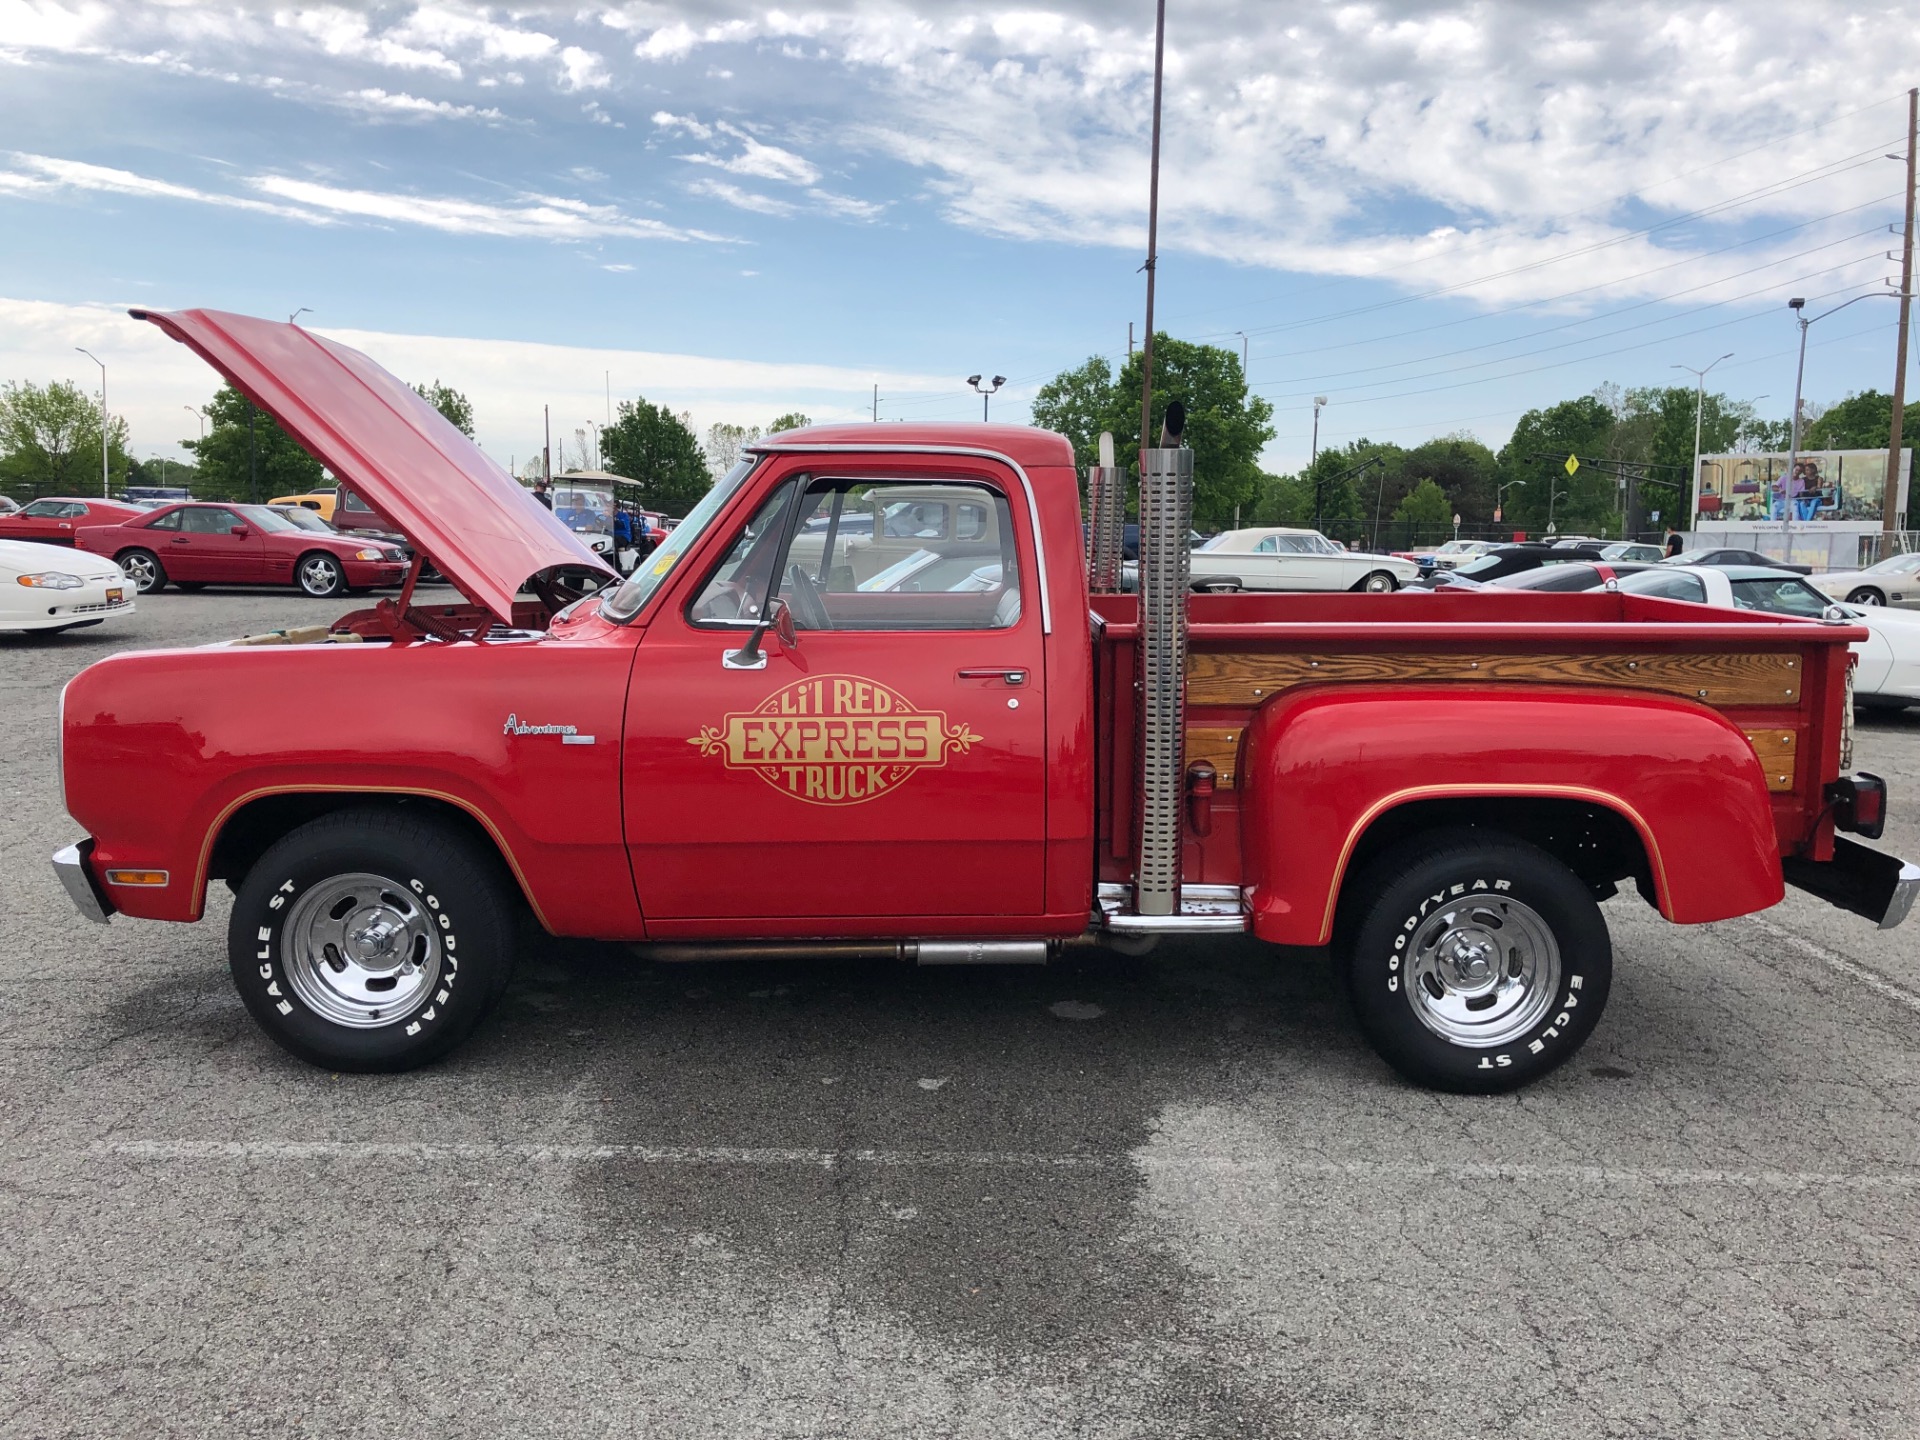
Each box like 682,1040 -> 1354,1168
690,674 -> 981,806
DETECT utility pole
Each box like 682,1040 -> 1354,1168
872,382 -> 879,422
1136,0 -> 1168,462
1128,322 -> 1135,357
543,403 -> 551,483
605,370 -> 612,428
1887,86 -> 1917,535
1674,353 -> 1734,530
1235,330 -> 1248,378
247,403 -> 258,503
76,347 -> 107,496
1311,396 -> 1327,466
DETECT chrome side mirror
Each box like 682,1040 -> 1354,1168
724,596 -> 797,670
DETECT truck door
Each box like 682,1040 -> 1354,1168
624,468 -> 1048,924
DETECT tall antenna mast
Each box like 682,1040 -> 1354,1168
1136,0 -> 1168,463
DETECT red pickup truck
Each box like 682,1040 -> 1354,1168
52,309 -> 1918,1091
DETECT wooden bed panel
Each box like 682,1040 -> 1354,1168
1187,649 -> 1802,709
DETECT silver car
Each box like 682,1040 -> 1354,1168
1810,552 -> 1920,608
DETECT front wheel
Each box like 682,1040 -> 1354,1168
117,548 -> 167,594
1848,587 -> 1885,606
227,809 -> 518,1072
1341,831 -> 1612,1093
297,551 -> 347,598
1356,570 -> 1399,593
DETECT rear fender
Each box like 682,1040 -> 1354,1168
1238,685 -> 1783,945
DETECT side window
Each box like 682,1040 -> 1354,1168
144,509 -> 183,531
687,480 -> 798,624
1637,572 -> 1707,602
342,490 -> 373,514
182,506 -> 239,534
776,480 -> 1020,631
1255,536 -> 1277,553
20,500 -> 64,518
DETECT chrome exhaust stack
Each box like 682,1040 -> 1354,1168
1085,430 -> 1125,594
1133,403 -> 1192,917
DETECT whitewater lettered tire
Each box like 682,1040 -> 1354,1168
1342,830 -> 1611,1093
227,808 -> 517,1072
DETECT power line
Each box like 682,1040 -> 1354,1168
1254,251 -> 1886,402
1250,228 -> 1890,392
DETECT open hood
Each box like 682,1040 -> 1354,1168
132,307 -> 613,624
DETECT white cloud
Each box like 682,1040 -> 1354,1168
0,152 -> 330,222
274,6 -> 463,78
557,43 -> 609,91
651,110 -> 713,140
687,178 -> 796,217
251,174 -> 723,241
678,122 -> 820,186
0,295 -> 958,461
392,5 -> 557,63
336,87 -> 505,121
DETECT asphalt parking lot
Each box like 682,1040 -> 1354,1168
5,591 -> 1920,1439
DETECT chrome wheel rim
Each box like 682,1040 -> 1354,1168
1365,573 -> 1394,592
121,553 -> 158,591
281,872 -> 441,1029
301,557 -> 339,594
1403,894 -> 1561,1048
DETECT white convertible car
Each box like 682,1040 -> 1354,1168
0,538 -> 136,635
1188,528 -> 1421,593
1616,563 -> 1920,710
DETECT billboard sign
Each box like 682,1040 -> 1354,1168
1695,448 -> 1911,526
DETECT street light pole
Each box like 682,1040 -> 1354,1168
1311,396 -> 1327,467
184,405 -> 206,439
1673,353 -> 1733,531
75,347 -> 107,497
966,374 -> 1006,421
288,307 -> 312,326
1234,331 -> 1248,379
1548,487 -> 1569,534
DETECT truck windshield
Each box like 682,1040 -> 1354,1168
601,458 -> 758,623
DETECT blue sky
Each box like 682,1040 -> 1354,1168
0,0 -> 1913,476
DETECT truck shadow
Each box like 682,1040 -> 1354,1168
478,934 -> 1369,1426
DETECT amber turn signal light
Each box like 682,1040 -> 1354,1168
104,869 -> 170,887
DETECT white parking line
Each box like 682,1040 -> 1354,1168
79,1141 -> 1920,1189
1746,915 -> 1920,1017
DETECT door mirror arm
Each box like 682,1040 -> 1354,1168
724,597 -> 797,670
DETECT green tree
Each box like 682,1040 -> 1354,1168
767,411 -> 812,434
1030,336 -> 1275,530
1739,416 -> 1794,452
412,380 -> 474,438
127,456 -> 198,490
0,379 -> 131,494
183,384 -> 326,502
1805,391 -> 1892,451
602,397 -> 710,515
1496,396 -> 1617,537
1391,477 -> 1455,536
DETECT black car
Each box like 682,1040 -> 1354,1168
1417,542 -> 1612,588
1663,546 -> 1812,576
1484,560 -> 1660,591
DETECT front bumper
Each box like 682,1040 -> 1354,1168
343,560 -> 409,587
1783,836 -> 1920,930
52,839 -> 114,924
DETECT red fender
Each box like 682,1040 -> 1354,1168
1238,685 -> 1784,945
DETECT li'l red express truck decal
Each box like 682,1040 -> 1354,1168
688,673 -> 983,806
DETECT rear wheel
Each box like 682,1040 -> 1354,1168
227,809 -> 518,1072
1341,830 -> 1611,1093
1357,570 -> 1399,593
297,551 -> 347,598
116,548 -> 166,594
1848,587 -> 1885,606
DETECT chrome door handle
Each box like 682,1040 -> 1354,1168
958,667 -> 1027,685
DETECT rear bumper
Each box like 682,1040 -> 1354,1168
1783,836 -> 1920,930
52,839 -> 114,924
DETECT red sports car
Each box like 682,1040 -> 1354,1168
74,501 -> 409,596
0,496 -> 146,546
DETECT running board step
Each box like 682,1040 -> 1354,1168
1098,882 -> 1250,935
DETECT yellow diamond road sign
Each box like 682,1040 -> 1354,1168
1564,453 -> 1580,476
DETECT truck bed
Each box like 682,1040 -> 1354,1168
1091,588 -> 1860,894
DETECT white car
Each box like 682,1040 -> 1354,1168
1188,527 -> 1420,593
1616,564 -> 1920,710
1809,552 -> 1920,609
0,537 -> 136,635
